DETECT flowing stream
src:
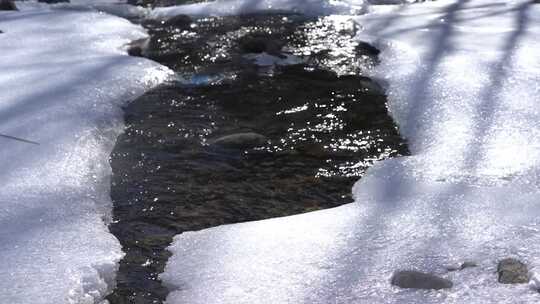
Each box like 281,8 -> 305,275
107,11 -> 409,304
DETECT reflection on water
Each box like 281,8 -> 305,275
108,13 -> 408,304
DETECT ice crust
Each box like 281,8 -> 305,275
0,9 -> 170,304
161,0 -> 540,303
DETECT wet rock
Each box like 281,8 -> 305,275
460,261 -> 478,269
446,266 -> 460,272
446,261 -> 478,272
238,34 -> 285,58
498,258 -> 529,284
128,46 -> 144,57
211,132 -> 267,149
356,41 -> 380,57
0,0 -> 17,10
337,19 -> 357,36
391,270 -> 453,290
164,14 -> 192,28
127,38 -> 149,57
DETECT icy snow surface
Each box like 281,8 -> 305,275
13,0 -> 149,20
0,8 -> 170,304
161,0 -> 540,303
149,0 -> 367,19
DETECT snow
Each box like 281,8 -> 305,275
161,0 -> 540,303
358,0 -> 540,180
0,8 -> 170,304
148,0 -> 367,19
13,0 -> 149,20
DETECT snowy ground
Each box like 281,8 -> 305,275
0,7 -> 170,304
159,0 -> 540,303
148,0 -> 367,19
13,0 -> 149,19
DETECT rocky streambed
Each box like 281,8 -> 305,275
107,12 -> 409,304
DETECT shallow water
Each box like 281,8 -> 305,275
107,13 -> 408,304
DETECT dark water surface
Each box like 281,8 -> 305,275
107,13 -> 408,304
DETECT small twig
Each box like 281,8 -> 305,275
0,133 -> 40,145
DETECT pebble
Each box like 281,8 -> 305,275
391,270 -> 453,290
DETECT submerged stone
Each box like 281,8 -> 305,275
239,34 -> 285,58
460,261 -> 478,270
391,270 -> 453,290
211,132 -> 268,149
164,14 -> 192,28
498,258 -> 529,284
356,41 -> 380,57
127,38 -> 149,57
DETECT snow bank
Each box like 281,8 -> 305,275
148,0 -> 367,19
162,159 -> 540,304
358,0 -> 540,180
0,9 -> 170,304
161,0 -> 540,303
13,0 -> 149,20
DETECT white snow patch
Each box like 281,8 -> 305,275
13,0 -> 149,20
161,0 -> 540,303
356,0 -> 540,181
0,9 -> 171,304
148,0 -> 368,19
